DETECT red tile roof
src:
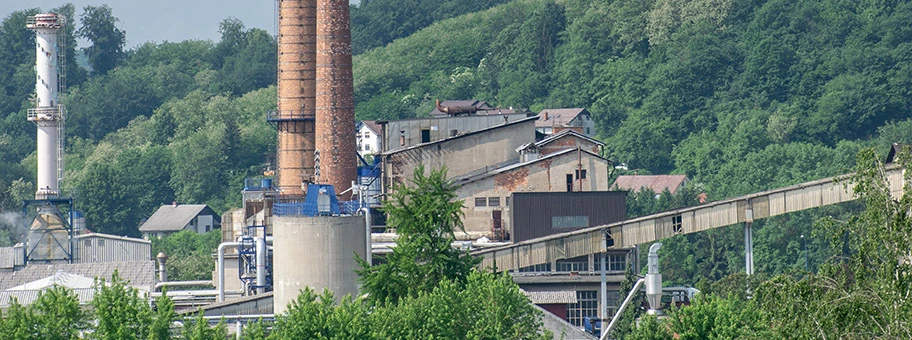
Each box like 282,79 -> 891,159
613,175 -> 689,194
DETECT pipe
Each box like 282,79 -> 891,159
601,278 -> 645,340
218,242 -> 240,302
255,236 -> 266,294
359,207 -> 372,266
154,280 -> 214,291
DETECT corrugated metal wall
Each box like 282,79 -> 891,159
476,166 -> 904,272
75,235 -> 151,263
511,191 -> 626,242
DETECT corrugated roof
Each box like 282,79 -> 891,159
536,108 -> 587,128
379,116 -> 539,156
8,270 -> 96,290
522,289 -> 578,304
1,288 -> 95,307
0,260 -> 155,292
139,204 -> 210,232
535,129 -> 604,148
613,175 -> 689,194
77,232 -> 151,244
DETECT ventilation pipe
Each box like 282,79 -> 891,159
645,243 -> 663,314
255,236 -> 266,294
156,252 -> 168,283
359,206 -> 372,266
601,242 -> 662,340
217,242 -> 240,302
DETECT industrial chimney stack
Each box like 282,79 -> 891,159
27,13 -> 65,200
315,0 -> 357,200
276,0 -> 317,198
275,0 -> 356,199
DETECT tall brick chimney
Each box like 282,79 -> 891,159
315,0 -> 356,200
276,0 -> 317,197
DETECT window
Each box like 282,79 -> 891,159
84,239 -> 92,247
586,127 -> 591,134
607,254 -> 626,272
557,259 -> 589,272
363,132 -> 370,139
505,196 -> 511,207
567,291 -> 599,326
518,263 -> 551,273
552,215 -> 589,228
474,197 -> 487,207
488,197 -> 501,207
575,169 -> 587,180
97,239 -> 105,247
671,215 -> 683,231
364,144 -> 371,151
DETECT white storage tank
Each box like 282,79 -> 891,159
273,215 -> 366,314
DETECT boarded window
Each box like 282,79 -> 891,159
474,197 -> 487,207
552,216 -> 589,228
488,197 -> 501,207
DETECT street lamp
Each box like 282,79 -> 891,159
800,234 -> 808,271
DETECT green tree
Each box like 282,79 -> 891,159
182,313 -> 228,340
77,5 -> 126,75
269,289 -> 369,340
92,270 -> 154,340
0,298 -> 36,339
150,230 -> 222,281
357,165 -> 480,304
149,288 -> 177,340
31,285 -> 88,340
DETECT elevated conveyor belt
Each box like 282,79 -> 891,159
473,166 -> 906,272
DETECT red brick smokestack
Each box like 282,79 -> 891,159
276,0 -> 316,197
315,0 -> 356,200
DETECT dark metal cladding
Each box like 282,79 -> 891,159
511,191 -> 627,242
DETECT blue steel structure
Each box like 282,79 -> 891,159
238,225 -> 272,293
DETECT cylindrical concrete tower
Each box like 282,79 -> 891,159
276,0 -> 317,198
27,14 -> 64,200
315,0 -> 357,199
272,215 -> 366,314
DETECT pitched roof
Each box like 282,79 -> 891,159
455,148 -> 609,186
886,143 -> 911,164
613,175 -> 689,194
139,204 -> 211,232
379,116 -> 539,156
536,108 -> 588,128
430,100 -> 493,115
0,260 -> 155,292
358,120 -> 383,135
7,270 -> 96,291
535,129 -> 605,148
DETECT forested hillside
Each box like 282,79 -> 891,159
352,0 -> 912,285
1,0 -> 911,288
0,5 -> 278,239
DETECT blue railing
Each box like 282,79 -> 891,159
273,201 -> 367,216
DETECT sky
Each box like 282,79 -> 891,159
0,0 -> 279,48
